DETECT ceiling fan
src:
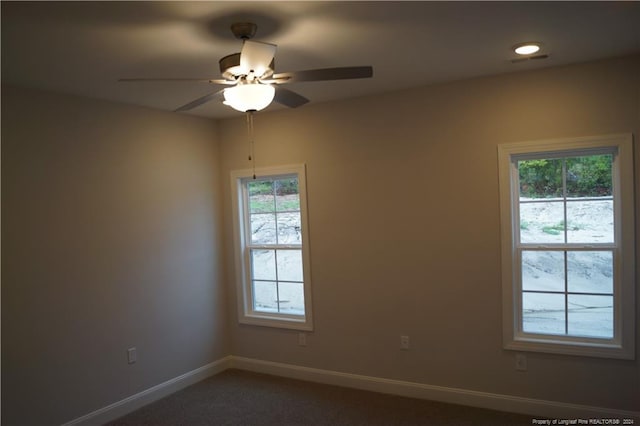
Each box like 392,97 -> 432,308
120,22 -> 374,113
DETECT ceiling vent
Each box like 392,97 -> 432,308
511,54 -> 549,64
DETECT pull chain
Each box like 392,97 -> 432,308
246,111 -> 256,179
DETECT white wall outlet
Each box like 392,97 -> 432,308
400,335 -> 410,350
515,353 -> 527,371
127,347 -> 137,364
298,332 -> 307,347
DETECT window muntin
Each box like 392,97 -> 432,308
231,165 -> 312,330
498,135 -> 634,359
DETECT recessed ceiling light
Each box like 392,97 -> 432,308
513,42 -> 542,55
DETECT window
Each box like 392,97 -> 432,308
230,164 -> 313,330
498,134 -> 634,359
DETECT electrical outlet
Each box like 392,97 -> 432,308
400,335 -> 410,350
127,347 -> 137,364
515,353 -> 527,371
298,332 -> 307,347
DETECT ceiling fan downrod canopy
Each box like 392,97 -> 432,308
230,22 -> 258,40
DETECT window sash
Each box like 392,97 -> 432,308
514,247 -> 617,340
246,246 -> 305,314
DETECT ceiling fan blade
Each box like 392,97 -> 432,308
240,40 -> 277,76
272,66 -> 373,83
119,78 -> 234,85
174,89 -> 225,112
273,86 -> 309,108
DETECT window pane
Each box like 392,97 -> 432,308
275,178 -> 299,212
519,201 -> 565,243
567,251 -> 613,294
522,251 -> 565,292
251,249 -> 276,281
277,212 -> 302,244
251,213 -> 276,244
518,158 -> 563,198
253,280 -> 277,313
248,181 -> 275,213
566,200 -> 613,243
568,295 -> 613,338
523,293 -> 565,335
277,250 -> 303,282
277,282 -> 305,315
566,155 -> 612,198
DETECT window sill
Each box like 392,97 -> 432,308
240,313 -> 313,331
505,334 -> 634,360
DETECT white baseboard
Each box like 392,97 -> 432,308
62,356 -> 233,426
229,356 -> 640,422
62,355 -> 639,425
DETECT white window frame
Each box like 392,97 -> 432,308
230,164 -> 313,330
498,134 -> 635,359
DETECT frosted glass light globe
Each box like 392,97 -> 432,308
224,83 -> 275,112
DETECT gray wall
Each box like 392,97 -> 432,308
219,55 -> 640,411
1,55 -> 638,424
1,86 -> 229,424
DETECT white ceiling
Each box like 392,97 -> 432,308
2,1 -> 639,119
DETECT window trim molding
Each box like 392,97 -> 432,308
230,164 -> 313,331
498,134 -> 635,359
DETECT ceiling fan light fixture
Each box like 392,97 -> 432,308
513,42 -> 542,55
223,83 -> 275,112
122,22 -> 372,114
